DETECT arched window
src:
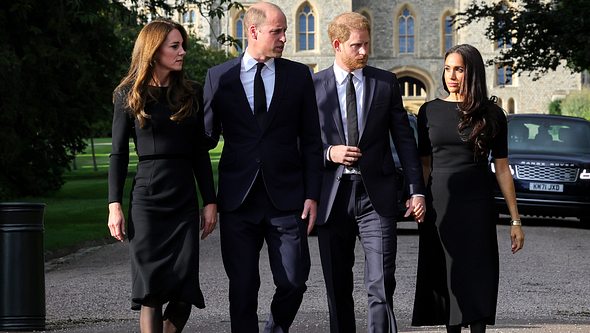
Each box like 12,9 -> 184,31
497,97 -> 503,108
497,2 -> 512,49
443,14 -> 454,53
399,77 -> 426,98
189,10 -> 196,24
497,64 -> 513,86
182,12 -> 189,24
399,8 -> 415,54
234,11 -> 247,53
297,3 -> 315,51
398,76 -> 427,114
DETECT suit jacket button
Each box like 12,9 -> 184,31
337,176 -> 341,181
255,158 -> 261,164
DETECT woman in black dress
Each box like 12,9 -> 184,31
107,19 -> 217,333
411,44 -> 525,333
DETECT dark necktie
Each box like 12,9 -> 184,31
346,73 -> 359,146
254,62 -> 267,127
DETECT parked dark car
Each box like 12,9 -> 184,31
491,114 -> 590,222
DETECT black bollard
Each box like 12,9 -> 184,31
0,202 -> 46,331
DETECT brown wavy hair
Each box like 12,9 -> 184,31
114,18 -> 195,128
442,44 -> 500,158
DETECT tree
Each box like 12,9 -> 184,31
0,0 -> 137,198
133,0 -> 243,48
456,0 -> 590,78
0,0 -> 238,199
184,36 -> 232,84
548,99 -> 562,115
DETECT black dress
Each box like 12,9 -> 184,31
108,85 -> 216,310
411,99 -> 507,326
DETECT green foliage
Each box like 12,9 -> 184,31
0,0 -> 235,199
0,0 -> 138,199
132,0 -> 244,48
184,36 -> 233,84
560,90 -> 590,121
456,0 -> 590,78
549,99 -> 562,115
15,138 -> 222,254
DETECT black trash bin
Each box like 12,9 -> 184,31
0,202 -> 46,331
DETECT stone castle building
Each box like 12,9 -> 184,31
138,0 -> 583,114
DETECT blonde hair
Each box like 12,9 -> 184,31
114,18 -> 195,128
328,12 -> 371,43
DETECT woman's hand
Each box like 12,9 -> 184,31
405,195 -> 426,223
510,225 -> 525,254
108,202 -> 126,242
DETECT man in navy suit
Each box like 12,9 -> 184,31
313,12 -> 426,333
203,2 -> 322,333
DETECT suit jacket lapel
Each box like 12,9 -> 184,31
228,55 -> 254,116
324,68 -> 346,143
360,67 -> 375,140
263,59 -> 286,131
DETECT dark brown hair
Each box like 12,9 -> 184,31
443,44 -> 499,158
114,18 -> 195,128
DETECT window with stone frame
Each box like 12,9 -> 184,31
497,64 -> 513,86
398,7 -> 415,54
234,11 -> 247,54
495,2 -> 513,86
442,13 -> 454,54
297,3 -> 315,51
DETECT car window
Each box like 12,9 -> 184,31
508,117 -> 590,154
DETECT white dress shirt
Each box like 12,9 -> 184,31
330,63 -> 364,174
333,62 -> 364,145
241,49 -> 275,113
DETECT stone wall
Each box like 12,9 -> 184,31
138,0 -> 582,114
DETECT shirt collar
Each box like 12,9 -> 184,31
333,62 -> 363,85
243,49 -> 276,73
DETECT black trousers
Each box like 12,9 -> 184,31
220,175 -> 311,333
317,174 -> 398,333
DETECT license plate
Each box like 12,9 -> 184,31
529,182 -> 564,192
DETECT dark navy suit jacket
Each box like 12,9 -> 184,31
204,56 -> 323,213
313,65 -> 425,224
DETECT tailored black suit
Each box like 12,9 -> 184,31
313,66 -> 424,333
203,55 -> 323,333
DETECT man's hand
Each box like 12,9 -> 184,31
329,145 -> 362,166
200,203 -> 218,240
301,199 -> 317,235
405,195 -> 426,223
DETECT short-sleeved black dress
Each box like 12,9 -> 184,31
412,99 -> 507,326
108,85 -> 216,310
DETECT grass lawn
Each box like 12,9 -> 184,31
14,138 -> 221,257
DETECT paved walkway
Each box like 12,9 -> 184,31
3,223 -> 590,332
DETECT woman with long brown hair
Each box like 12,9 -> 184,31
107,19 -> 217,332
412,44 -> 524,333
